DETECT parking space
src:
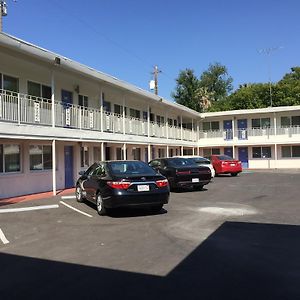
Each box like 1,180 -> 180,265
1,172 -> 300,299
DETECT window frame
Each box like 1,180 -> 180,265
0,143 -> 21,174
252,146 -> 272,159
29,145 -> 52,171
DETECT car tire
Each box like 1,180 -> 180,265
76,185 -> 84,203
231,173 -> 238,177
96,193 -> 107,216
194,184 -> 204,191
150,204 -> 163,213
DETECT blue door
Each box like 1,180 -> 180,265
237,119 -> 248,140
64,146 -> 74,188
223,120 -> 233,140
224,147 -> 233,158
238,147 -> 249,168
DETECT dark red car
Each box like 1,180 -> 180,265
210,155 -> 242,176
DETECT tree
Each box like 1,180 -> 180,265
172,63 -> 232,112
199,63 -> 233,101
172,69 -> 202,112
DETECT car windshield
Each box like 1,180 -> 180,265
217,155 -> 234,161
191,157 -> 210,164
168,158 -> 196,167
109,161 -> 156,175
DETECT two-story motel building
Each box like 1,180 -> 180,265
1,32 -> 300,199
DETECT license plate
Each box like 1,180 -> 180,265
192,178 -> 200,183
137,185 -> 150,192
230,163 -> 235,166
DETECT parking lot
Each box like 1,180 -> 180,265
1,171 -> 300,299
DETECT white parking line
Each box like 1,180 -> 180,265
60,201 -> 93,218
0,228 -> 9,244
61,195 -> 76,200
0,204 -> 59,213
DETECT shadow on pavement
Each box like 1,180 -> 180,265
1,221 -> 299,299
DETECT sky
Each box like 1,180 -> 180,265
2,0 -> 300,101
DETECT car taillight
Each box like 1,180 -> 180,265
176,170 -> 191,175
156,179 -> 169,188
107,181 -> 131,190
222,161 -> 228,165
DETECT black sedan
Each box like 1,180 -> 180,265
149,157 -> 211,191
75,160 -> 170,215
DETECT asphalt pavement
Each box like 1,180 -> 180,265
0,171 -> 300,299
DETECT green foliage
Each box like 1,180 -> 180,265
172,63 -> 233,112
208,66 -> 300,112
171,69 -> 202,112
199,63 -> 233,101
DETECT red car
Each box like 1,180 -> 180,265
210,155 -> 242,176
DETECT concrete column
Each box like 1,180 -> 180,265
148,144 -> 151,162
180,115 -> 183,140
273,112 -> 277,136
166,145 -> 169,158
100,89 -> 103,132
123,94 -> 126,135
165,111 -> 168,139
123,143 -> 127,160
274,144 -> 277,169
192,147 -> 195,156
101,142 -> 104,161
52,139 -> 56,195
181,146 -> 184,156
51,70 -> 55,128
147,104 -> 150,137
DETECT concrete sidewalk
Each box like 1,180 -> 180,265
0,188 -> 75,206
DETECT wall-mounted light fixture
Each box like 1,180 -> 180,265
54,57 -> 61,65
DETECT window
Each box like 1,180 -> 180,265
203,148 -> 220,158
129,108 -> 140,119
116,148 -> 123,160
0,144 -> 20,173
132,148 -> 141,160
158,148 -> 165,158
203,121 -> 219,131
143,111 -> 148,120
292,116 -> 300,126
29,145 -> 52,170
252,147 -> 271,158
2,74 -> 19,95
251,118 -> 270,129
78,95 -> 88,108
28,81 -> 51,99
103,100 -> 111,112
282,146 -> 300,158
114,104 -> 122,115
80,146 -> 89,168
281,116 -> 300,127
92,164 -> 106,176
93,147 -> 101,162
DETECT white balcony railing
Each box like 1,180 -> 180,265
199,126 -> 300,141
0,89 -> 195,141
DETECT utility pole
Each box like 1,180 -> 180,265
151,65 -> 161,95
0,1 -> 8,32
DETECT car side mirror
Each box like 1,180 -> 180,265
78,170 -> 85,176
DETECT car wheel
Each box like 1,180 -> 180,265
150,204 -> 163,213
96,193 -> 107,216
76,185 -> 84,203
231,173 -> 238,177
194,184 -> 204,191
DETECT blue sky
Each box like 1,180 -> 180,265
3,0 -> 300,101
